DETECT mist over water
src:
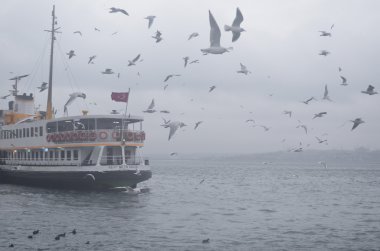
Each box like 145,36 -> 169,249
1,158 -> 380,250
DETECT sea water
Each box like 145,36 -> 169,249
1,159 -> 380,250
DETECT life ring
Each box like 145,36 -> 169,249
112,131 -> 120,139
46,134 -> 52,142
99,131 -> 108,139
127,132 -> 134,141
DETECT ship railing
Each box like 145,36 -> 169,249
98,156 -> 142,166
46,129 -> 145,144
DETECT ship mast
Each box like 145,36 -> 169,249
45,5 -> 60,120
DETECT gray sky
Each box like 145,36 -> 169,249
1,0 -> 380,154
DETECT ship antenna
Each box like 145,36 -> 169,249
44,5 -> 61,120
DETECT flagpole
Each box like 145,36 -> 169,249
124,88 -> 130,116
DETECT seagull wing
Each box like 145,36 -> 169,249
232,31 -> 241,42
209,11 -> 221,47
148,17 -> 154,28
168,123 -> 179,140
164,75 -> 171,82
368,85 -> 374,92
147,99 -> 155,109
133,54 -> 141,63
340,76 -> 346,83
324,85 -> 328,98
232,7 -> 244,27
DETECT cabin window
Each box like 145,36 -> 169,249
49,151 -> 53,161
23,128 -> 25,137
39,126 -> 43,136
18,129 -> 22,138
77,118 -> 95,130
96,118 -> 122,130
30,127 -> 34,137
101,146 -> 122,165
45,152 -> 48,160
15,130 -> 18,138
58,120 -> 74,132
67,150 -> 71,161
54,150 -> 59,161
60,150 -> 65,160
73,150 -> 79,160
35,151 -> 39,160
35,127 -> 38,137
46,122 -> 57,133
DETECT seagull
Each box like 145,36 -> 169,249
73,31 -> 82,36
318,161 -> 327,168
319,50 -> 330,56
37,82 -> 48,92
260,125 -> 270,131
190,59 -> 199,64
351,118 -> 364,130
209,85 -> 216,92
163,84 -> 169,90
202,238 -> 210,244
283,110 -> 292,118
143,99 -> 156,113
64,92 -> 86,115
9,74 -> 29,81
322,84 -> 332,101
316,137 -> 328,144
313,112 -> 327,119
302,97 -> 316,104
32,230 -> 39,235
67,50 -> 76,59
88,55 -> 96,64
224,7 -> 245,42
111,31 -> 118,36
340,76 -> 348,86
128,54 -> 141,66
94,27 -> 100,32
237,63 -> 251,75
71,229 -> 77,235
245,119 -> 255,123
296,124 -> 308,134
164,74 -> 181,82
170,152 -> 178,156
338,67 -> 342,72
109,7 -> 129,16
144,16 -> 156,28
161,117 -> 171,127
318,31 -> 331,37
188,32 -> 199,40
331,24 -> 335,29
152,30 -> 163,43
167,121 -> 187,140
361,85 -> 378,95
183,56 -> 189,67
201,11 -> 231,55
101,68 -> 114,74
194,121 -> 203,130
160,110 -> 170,114
0,94 -> 11,99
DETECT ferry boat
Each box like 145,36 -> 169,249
0,6 -> 152,190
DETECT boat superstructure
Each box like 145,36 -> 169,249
0,6 -> 151,190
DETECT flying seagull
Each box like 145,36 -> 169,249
302,97 -> 316,104
67,50 -> 76,59
88,55 -> 96,64
144,16 -> 156,29
94,27 -> 100,32
9,74 -> 29,81
143,99 -> 156,113
194,121 -> 203,130
101,68 -> 114,74
209,85 -> 216,92
318,31 -> 331,37
167,121 -> 187,140
351,118 -> 364,131
322,84 -> 332,101
201,11 -> 231,55
316,137 -> 328,144
0,94 -> 11,99
237,63 -> 251,75
296,124 -> 308,134
183,56 -> 189,67
361,85 -> 378,95
164,74 -> 181,82
313,112 -> 327,119
73,31 -> 82,36
128,54 -> 141,66
109,7 -> 129,16
319,50 -> 330,56
224,7 -> 245,42
37,82 -> 48,92
152,30 -> 163,43
188,32 -> 199,40
283,110 -> 292,118
64,92 -> 86,115
190,59 -> 199,64
340,76 -> 348,86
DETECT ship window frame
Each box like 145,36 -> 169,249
58,120 -> 74,132
66,150 -> 71,161
23,128 -> 25,138
46,122 -> 57,133
35,127 -> 39,137
96,118 -> 122,130
39,126 -> 43,136
73,150 -> 79,160
60,150 -> 65,160
49,151 -> 53,161
30,127 -> 34,137
54,150 -> 59,161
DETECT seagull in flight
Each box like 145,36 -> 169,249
296,124 -> 308,134
209,85 -> 216,92
322,84 -> 332,101
361,85 -> 378,95
183,56 -> 189,67
94,27 -> 100,32
164,74 -> 181,82
143,99 -> 156,113
73,31 -> 82,36
64,92 -> 86,115
67,50 -> 76,59
152,30 -> 163,43
190,59 -> 199,64
318,31 -> 331,37
316,137 -> 328,144
351,118 -> 364,130
128,54 -> 141,66
201,11 -> 231,55
283,110 -> 292,118
37,82 -> 48,92
144,16 -> 156,28
313,112 -> 327,119
0,94 -> 11,99
101,68 -> 114,74
109,7 -> 129,16
340,76 -> 348,86
224,7 -> 245,42
319,50 -> 330,56
194,121 -> 203,130
88,55 -> 96,64
237,63 -> 251,75
167,121 -> 187,140
188,32 -> 199,40
302,97 -> 316,104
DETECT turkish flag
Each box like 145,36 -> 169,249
111,92 -> 129,102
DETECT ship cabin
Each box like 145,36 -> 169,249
0,113 -> 146,168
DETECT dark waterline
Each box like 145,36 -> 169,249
1,159 -> 380,250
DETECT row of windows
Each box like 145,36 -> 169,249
0,126 -> 43,140
46,118 -> 130,133
4,149 -> 79,161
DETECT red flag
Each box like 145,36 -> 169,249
111,92 -> 129,102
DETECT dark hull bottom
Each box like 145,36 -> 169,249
0,169 -> 152,191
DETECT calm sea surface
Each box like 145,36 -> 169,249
1,159 -> 380,250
